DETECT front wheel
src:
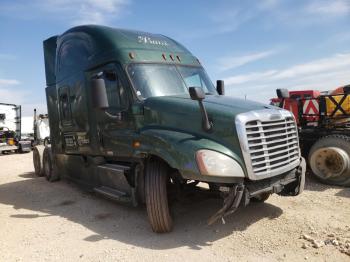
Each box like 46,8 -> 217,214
145,159 -> 173,233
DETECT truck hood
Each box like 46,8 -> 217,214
195,95 -> 271,112
144,94 -> 273,117
142,94 -> 275,158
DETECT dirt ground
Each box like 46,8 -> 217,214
0,152 -> 349,262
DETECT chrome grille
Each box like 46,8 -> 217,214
246,117 -> 299,175
235,109 -> 301,180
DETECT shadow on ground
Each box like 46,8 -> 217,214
304,171 -> 346,192
0,173 -> 283,250
335,188 -> 350,198
18,172 -> 37,178
0,151 -> 31,157
303,171 -> 350,199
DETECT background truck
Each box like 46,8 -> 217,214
272,85 -> 350,186
33,109 -> 50,146
35,25 -> 305,233
32,109 -> 50,176
0,103 -> 31,153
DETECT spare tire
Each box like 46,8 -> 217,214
309,135 -> 350,186
33,145 -> 45,177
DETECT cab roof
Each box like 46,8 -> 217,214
43,25 -> 201,86
60,25 -> 200,66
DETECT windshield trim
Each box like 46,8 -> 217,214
124,62 -> 215,101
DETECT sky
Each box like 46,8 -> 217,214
0,0 -> 349,116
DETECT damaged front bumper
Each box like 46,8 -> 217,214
208,157 -> 306,225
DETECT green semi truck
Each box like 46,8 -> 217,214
34,25 -> 305,233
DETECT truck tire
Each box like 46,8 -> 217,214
18,144 -> 23,153
43,146 -> 59,182
33,145 -> 45,177
145,159 -> 173,233
309,135 -> 350,186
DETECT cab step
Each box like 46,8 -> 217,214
96,163 -> 132,194
98,163 -> 130,173
94,186 -> 133,204
95,163 -> 137,206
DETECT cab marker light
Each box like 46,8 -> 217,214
133,141 -> 141,148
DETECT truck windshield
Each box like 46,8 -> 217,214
127,64 -> 217,98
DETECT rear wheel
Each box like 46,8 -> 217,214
309,135 -> 350,186
43,146 -> 59,182
145,159 -> 173,233
33,145 -> 45,177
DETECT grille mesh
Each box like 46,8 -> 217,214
245,117 -> 299,176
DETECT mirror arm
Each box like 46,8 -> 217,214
198,101 -> 212,131
189,86 -> 212,132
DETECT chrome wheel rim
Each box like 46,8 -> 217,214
310,147 -> 349,179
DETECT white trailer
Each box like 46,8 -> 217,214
0,103 -> 20,133
0,103 -> 31,153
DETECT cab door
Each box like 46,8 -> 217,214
88,63 -> 135,157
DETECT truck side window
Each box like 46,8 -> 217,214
104,70 -> 127,114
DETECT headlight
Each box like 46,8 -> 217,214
195,149 -> 245,177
